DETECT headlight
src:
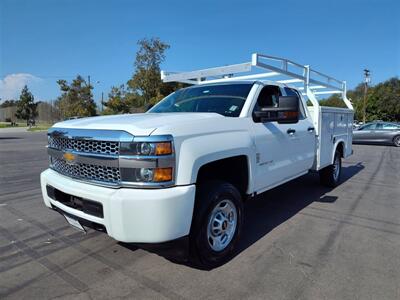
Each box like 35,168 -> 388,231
119,136 -> 175,186
120,141 -> 173,156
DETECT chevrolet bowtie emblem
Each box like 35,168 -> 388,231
63,152 -> 76,164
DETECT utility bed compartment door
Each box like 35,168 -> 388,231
313,107 -> 354,170
320,112 -> 335,168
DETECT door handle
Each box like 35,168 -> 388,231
308,127 -> 315,132
287,128 -> 296,135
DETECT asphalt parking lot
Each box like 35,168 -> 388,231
0,130 -> 399,300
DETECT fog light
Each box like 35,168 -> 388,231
137,168 -> 154,182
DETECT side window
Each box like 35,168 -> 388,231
284,87 -> 298,97
284,87 -> 305,119
254,85 -> 281,112
375,123 -> 383,130
383,123 -> 400,130
360,124 -> 376,130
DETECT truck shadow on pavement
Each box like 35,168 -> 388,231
237,163 -> 364,256
121,163 -> 364,270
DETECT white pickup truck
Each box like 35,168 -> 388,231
41,54 -> 354,267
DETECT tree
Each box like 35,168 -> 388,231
56,75 -> 97,118
316,77 -> 400,122
347,78 -> 400,122
102,37 -> 188,115
15,85 -> 38,125
347,83 -> 365,121
102,85 -> 141,115
0,100 -> 17,108
366,77 -> 400,122
319,94 -> 347,108
127,37 -> 170,105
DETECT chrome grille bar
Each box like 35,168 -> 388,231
51,157 -> 121,183
49,137 -> 120,155
48,128 -> 132,187
47,147 -> 119,168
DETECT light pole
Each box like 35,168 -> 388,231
92,80 -> 104,113
96,81 -> 104,113
101,91 -> 104,112
363,69 -> 370,123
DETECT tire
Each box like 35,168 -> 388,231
319,150 -> 342,187
189,180 -> 243,268
393,135 -> 400,147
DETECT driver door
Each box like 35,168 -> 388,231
251,85 -> 313,192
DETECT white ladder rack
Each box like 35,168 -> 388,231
161,53 -> 353,111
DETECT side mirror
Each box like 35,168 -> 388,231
253,96 -> 299,124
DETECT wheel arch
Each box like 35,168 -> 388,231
393,134 -> 400,146
332,139 -> 346,163
195,155 -> 251,197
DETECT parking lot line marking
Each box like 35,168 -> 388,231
0,229 -> 101,274
306,206 -> 400,228
0,226 -> 89,296
0,187 -> 41,200
299,211 -> 400,236
288,147 -> 389,300
3,205 -> 187,300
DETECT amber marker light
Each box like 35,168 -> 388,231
284,111 -> 298,118
155,142 -> 172,155
153,167 -> 173,182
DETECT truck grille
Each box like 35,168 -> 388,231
49,136 -> 119,155
51,157 -> 121,183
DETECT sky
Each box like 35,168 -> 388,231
0,0 -> 399,105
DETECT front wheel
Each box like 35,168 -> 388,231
393,135 -> 400,147
190,181 -> 243,268
319,150 -> 342,187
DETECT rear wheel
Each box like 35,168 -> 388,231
190,180 -> 243,268
319,150 -> 342,187
393,135 -> 400,147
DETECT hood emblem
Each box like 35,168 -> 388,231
63,152 -> 77,165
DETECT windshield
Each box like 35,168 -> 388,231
148,83 -> 253,117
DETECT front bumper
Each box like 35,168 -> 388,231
40,169 -> 196,243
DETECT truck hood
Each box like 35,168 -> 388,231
52,113 -> 224,136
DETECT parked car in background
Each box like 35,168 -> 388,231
353,122 -> 400,147
65,116 -> 83,121
352,121 -> 363,130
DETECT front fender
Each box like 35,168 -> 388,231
175,131 -> 254,190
